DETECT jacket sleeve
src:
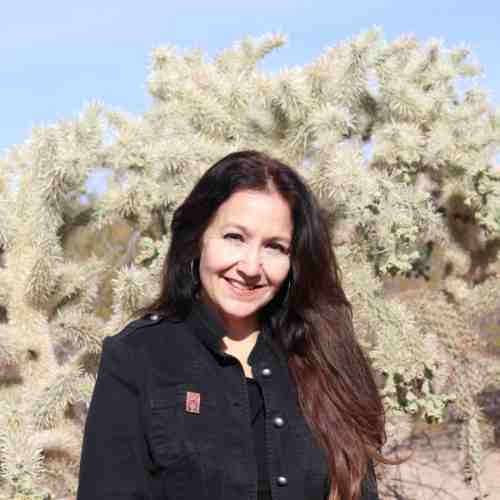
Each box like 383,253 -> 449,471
360,459 -> 379,500
77,336 -> 152,500
323,459 -> 379,500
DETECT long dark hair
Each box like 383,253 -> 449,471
140,150 -> 386,500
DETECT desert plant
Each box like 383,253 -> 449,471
0,29 -> 499,498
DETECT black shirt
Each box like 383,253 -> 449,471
246,376 -> 272,500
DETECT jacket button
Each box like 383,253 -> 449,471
276,476 -> 288,486
261,368 -> 272,377
150,314 -> 159,321
273,416 -> 285,428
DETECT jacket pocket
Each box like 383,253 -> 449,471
148,384 -> 218,500
158,451 -> 207,500
149,385 -> 204,465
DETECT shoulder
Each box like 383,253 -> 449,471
106,312 -> 197,360
112,314 -> 167,342
99,314 -> 187,385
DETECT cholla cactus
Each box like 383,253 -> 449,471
0,106 -> 108,498
0,30 -> 499,498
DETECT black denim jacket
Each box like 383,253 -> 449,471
77,300 -> 379,500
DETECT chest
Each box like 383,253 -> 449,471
143,347 -> 330,500
220,336 -> 257,378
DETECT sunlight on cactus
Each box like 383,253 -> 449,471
1,30 -> 499,498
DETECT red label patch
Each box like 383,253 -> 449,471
186,391 -> 201,414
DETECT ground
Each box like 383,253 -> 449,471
379,392 -> 500,500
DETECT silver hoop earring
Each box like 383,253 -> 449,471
190,260 -> 198,282
284,273 -> 293,302
190,259 -> 201,299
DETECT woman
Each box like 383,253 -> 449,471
77,150 -> 384,500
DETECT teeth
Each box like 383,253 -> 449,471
227,279 -> 258,290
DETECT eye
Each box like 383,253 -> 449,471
267,242 -> 289,254
223,232 -> 243,241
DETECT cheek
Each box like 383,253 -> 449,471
199,239 -> 235,275
266,259 -> 291,286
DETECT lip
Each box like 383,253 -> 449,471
224,278 -> 265,297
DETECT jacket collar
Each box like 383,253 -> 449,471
186,299 -> 287,367
187,298 -> 227,354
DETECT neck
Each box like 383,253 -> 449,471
199,291 -> 260,342
220,328 -> 260,354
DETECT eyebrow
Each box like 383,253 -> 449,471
222,223 -> 291,244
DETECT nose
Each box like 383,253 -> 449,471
237,246 -> 262,280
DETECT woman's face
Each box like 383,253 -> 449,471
199,189 -> 293,336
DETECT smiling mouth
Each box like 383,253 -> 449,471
224,278 -> 264,291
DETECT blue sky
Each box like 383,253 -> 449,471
2,0 -> 499,154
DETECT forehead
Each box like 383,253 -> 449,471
208,189 -> 293,234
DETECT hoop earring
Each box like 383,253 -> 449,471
284,273 -> 293,302
190,259 -> 199,283
190,259 -> 201,299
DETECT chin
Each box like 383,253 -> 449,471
221,301 -> 261,318
218,295 -> 274,320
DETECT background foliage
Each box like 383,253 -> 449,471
1,29 -> 499,499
